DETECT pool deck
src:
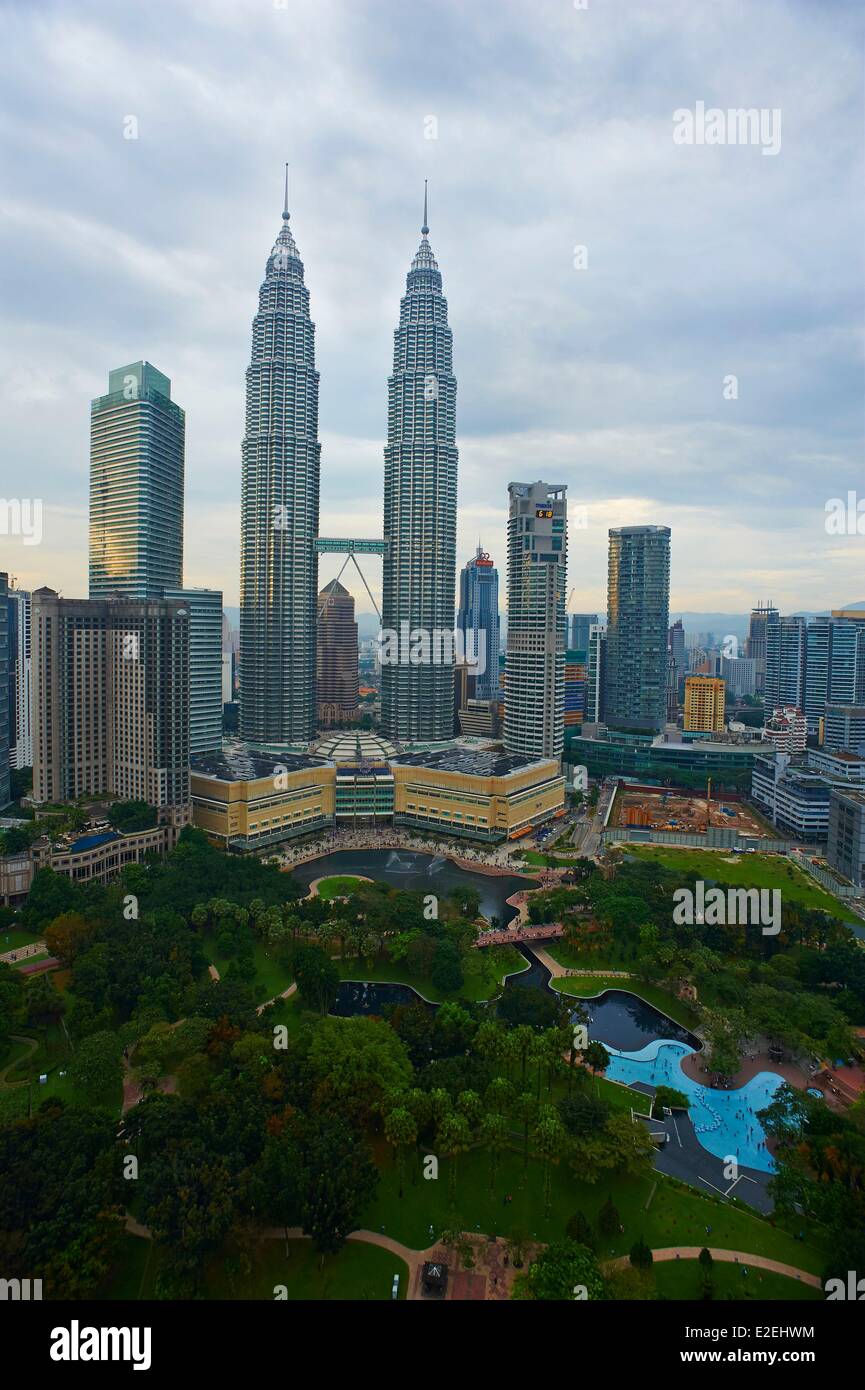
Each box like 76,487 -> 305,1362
680,1050 -> 836,1105
630,1084 -> 774,1214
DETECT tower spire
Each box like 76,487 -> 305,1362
421,179 -> 429,236
282,163 -> 290,221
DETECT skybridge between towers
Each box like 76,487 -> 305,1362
314,537 -> 386,621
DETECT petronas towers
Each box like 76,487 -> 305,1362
381,187 -> 458,742
239,175 -> 457,747
239,172 -> 320,744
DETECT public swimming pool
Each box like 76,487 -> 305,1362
605,1040 -> 783,1173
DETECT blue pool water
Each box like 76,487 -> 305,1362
605,1040 -> 783,1173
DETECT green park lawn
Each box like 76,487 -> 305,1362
314,874 -> 369,900
335,943 -> 527,1004
106,1233 -> 408,1302
209,939 -> 295,1004
360,1143 -> 827,1275
0,928 -> 45,951
648,1258 -> 821,1302
624,846 -> 861,926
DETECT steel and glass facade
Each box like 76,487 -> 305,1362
605,526 -> 671,733
239,194 -> 320,745
89,362 -> 184,599
456,547 -> 499,701
381,202 -> 458,743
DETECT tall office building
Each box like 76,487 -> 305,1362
504,481 -> 568,758
668,618 -> 685,686
0,574 -> 9,808
239,172 -> 320,745
720,654 -> 756,699
6,586 -> 32,769
570,613 -> 598,653
381,187 -> 458,743
456,546 -> 499,701
162,588 -> 223,754
763,614 -> 806,722
586,622 -> 606,724
89,362 -> 184,599
31,589 -> 190,819
605,526 -> 671,733
745,602 -> 778,694
316,580 -> 359,727
684,675 -> 726,732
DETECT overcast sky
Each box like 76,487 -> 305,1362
2,0 -> 863,616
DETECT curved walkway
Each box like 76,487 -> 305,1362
0,1034 -> 38,1088
605,1246 -> 820,1288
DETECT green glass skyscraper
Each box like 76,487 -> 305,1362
381,187 -> 458,744
89,362 -> 184,599
239,172 -> 320,745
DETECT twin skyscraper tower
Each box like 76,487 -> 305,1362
239,173 -> 457,748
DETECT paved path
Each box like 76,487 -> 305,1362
0,1034 -> 38,1088
527,944 -> 631,980
255,982 -> 297,1016
605,1246 -> 820,1288
0,941 -> 46,965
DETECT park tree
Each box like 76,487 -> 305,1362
532,1104 -> 567,1216
384,1106 -> 417,1199
436,1110 -> 471,1207
629,1236 -> 653,1270
515,1238 -> 604,1301
565,1210 -> 596,1251
292,944 -> 340,1016
300,1115 -> 378,1259
307,1016 -> 412,1123
598,1195 -> 621,1238
67,1030 -> 123,1107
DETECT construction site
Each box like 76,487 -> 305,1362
611,784 -> 772,839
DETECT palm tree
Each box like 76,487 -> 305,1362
384,1106 -> 417,1199
480,1111 -> 509,1195
514,1089 -> 537,1177
436,1112 -> 471,1208
531,1104 -> 567,1217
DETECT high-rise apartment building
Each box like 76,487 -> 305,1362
503,480 -> 568,758
605,526 -> 671,733
684,675 -> 726,732
0,573 -> 9,808
6,585 -> 32,769
456,547 -> 500,701
89,362 -> 184,600
239,174 -> 320,745
745,602 -> 778,693
763,614 -> 806,721
381,189 -> 458,744
586,622 -> 606,724
31,588 -> 190,820
720,655 -> 756,699
162,588 -> 223,754
316,580 -> 359,727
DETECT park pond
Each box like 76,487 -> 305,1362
300,850 -> 779,1171
291,848 -> 533,927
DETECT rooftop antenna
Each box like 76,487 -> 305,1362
421,179 -> 429,236
282,163 -> 290,221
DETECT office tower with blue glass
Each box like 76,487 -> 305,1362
457,546 -> 499,701
381,186 -> 458,743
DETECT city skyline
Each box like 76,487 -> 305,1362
2,1 -> 862,616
